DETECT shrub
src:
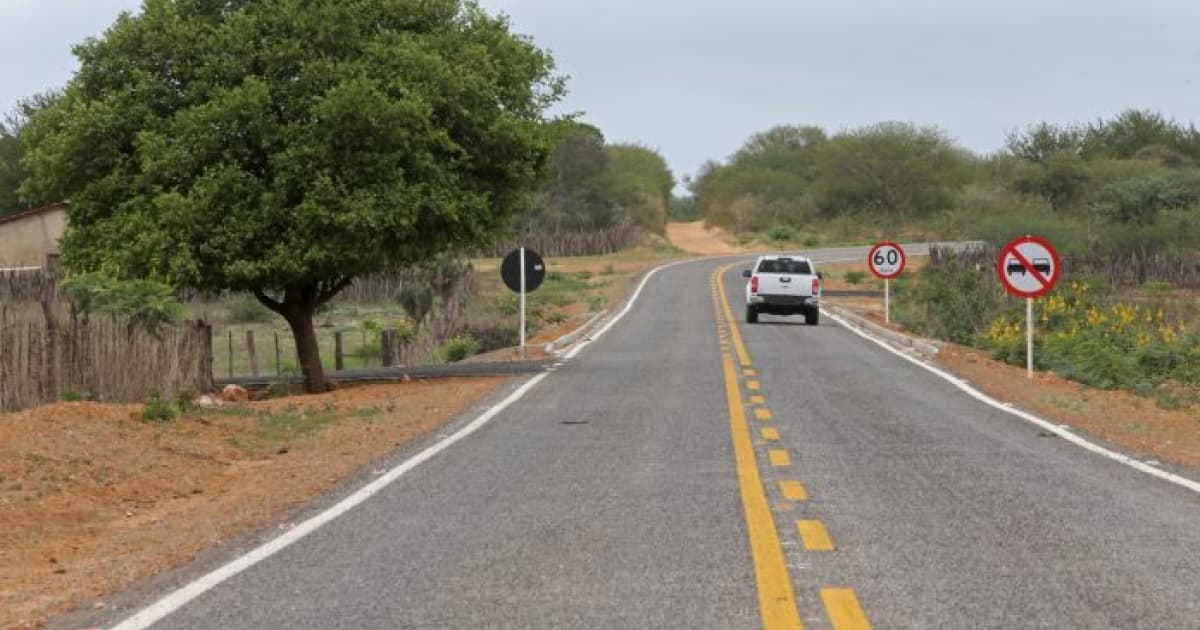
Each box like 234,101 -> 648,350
803,234 -> 820,247
267,382 -> 299,399
546,311 -> 569,325
467,323 -> 519,353
61,388 -> 85,402
1142,281 -> 1174,294
62,273 -> 185,336
843,270 -> 868,285
225,294 -> 274,324
983,280 -> 1199,390
893,252 -> 1006,345
141,390 -> 177,423
176,386 -> 197,414
441,334 -> 480,363
587,295 -> 608,312
767,225 -> 795,242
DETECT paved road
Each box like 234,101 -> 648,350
92,248 -> 1199,629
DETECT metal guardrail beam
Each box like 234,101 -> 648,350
216,359 -> 554,388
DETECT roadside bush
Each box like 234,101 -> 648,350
767,225 -> 795,242
843,270 -> 868,285
175,386 -> 197,414
467,323 -> 519,353
225,293 -> 274,324
141,390 -> 177,423
441,334 -> 480,363
984,281 -> 1198,390
893,252 -> 1006,344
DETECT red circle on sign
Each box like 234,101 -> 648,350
997,235 -> 1062,298
868,242 -> 907,279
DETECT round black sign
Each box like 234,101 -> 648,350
501,248 -> 546,293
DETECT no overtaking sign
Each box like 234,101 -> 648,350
997,234 -> 1062,379
997,236 -> 1061,298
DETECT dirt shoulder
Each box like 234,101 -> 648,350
665,221 -> 745,255
0,379 -> 506,629
4,246 -> 689,629
825,293 -> 1200,474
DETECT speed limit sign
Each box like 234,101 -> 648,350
868,242 -> 906,279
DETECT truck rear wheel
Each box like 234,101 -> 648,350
805,309 -> 819,326
745,305 -> 759,324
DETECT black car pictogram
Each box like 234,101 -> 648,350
1006,257 -> 1052,276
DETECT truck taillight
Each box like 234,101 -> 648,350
812,277 -> 820,294
750,276 -> 759,293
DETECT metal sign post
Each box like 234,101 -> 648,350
885,279 -> 891,324
1026,298 -> 1034,379
868,241 -> 906,324
501,247 -> 546,358
519,247 -> 527,357
997,235 -> 1062,380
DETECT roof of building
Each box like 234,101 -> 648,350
0,202 -> 68,228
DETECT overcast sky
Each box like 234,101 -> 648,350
3,0 -> 1198,187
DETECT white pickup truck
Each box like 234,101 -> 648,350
742,255 -> 822,325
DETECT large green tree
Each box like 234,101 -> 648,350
605,144 -> 674,233
522,122 -> 615,232
692,124 -> 826,232
0,91 -> 60,215
22,0 -> 562,392
811,122 -> 971,233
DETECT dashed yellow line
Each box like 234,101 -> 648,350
797,520 -> 835,551
821,588 -> 871,629
716,266 -> 753,368
779,480 -> 808,502
713,264 -> 871,630
721,353 -> 804,629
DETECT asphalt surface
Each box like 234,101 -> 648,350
87,246 -> 1199,629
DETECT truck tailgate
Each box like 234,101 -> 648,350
758,272 -> 813,296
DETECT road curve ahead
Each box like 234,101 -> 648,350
96,249 -> 1199,630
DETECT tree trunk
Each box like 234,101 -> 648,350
254,277 -> 352,395
284,308 -> 325,393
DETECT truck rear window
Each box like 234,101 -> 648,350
757,259 -> 812,274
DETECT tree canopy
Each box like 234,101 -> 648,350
516,121 -> 674,235
0,91 -> 59,215
23,0 -> 563,392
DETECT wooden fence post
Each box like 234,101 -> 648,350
334,331 -> 344,372
274,332 -> 281,375
246,330 -> 259,377
227,330 -> 233,379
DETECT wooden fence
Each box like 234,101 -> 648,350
0,268 -> 59,303
929,245 -> 1200,289
0,310 -> 213,413
485,222 -> 641,258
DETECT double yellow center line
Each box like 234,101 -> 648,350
710,264 -> 871,630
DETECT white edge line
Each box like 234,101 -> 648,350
561,258 -> 695,360
110,259 -> 689,629
824,311 -> 1200,495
